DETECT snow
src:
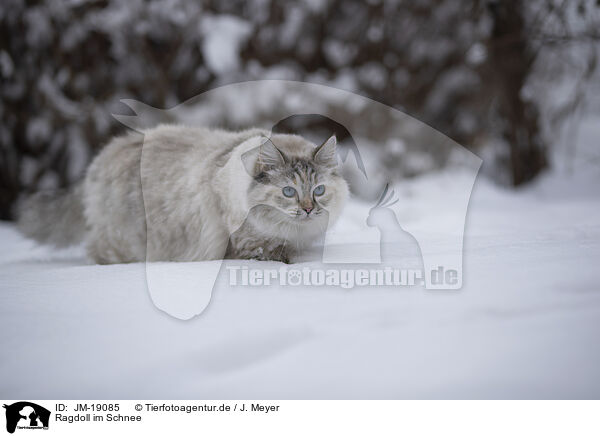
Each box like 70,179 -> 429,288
201,15 -> 253,75
1,162 -> 599,399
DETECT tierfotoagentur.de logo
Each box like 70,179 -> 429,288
3,402 -> 50,434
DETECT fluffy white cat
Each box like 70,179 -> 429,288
17,125 -> 349,264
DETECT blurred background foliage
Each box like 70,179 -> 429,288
1,0 -> 599,219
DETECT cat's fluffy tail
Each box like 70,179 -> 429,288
16,184 -> 86,247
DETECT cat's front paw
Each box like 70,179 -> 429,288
269,252 -> 291,264
251,246 -> 291,264
248,246 -> 268,261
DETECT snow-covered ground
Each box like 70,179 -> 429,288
1,158 -> 599,399
3,108 -> 600,399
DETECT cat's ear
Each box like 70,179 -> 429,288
241,137 -> 285,177
313,134 -> 338,168
257,137 -> 286,167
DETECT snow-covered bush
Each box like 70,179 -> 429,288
0,0 -> 597,218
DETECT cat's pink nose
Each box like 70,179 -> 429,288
303,207 -> 313,215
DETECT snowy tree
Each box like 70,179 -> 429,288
0,0 -> 598,219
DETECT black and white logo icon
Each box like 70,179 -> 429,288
3,402 -> 50,434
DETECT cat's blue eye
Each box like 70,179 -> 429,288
282,186 -> 296,197
313,185 -> 325,196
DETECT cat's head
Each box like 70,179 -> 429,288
243,134 -> 349,229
